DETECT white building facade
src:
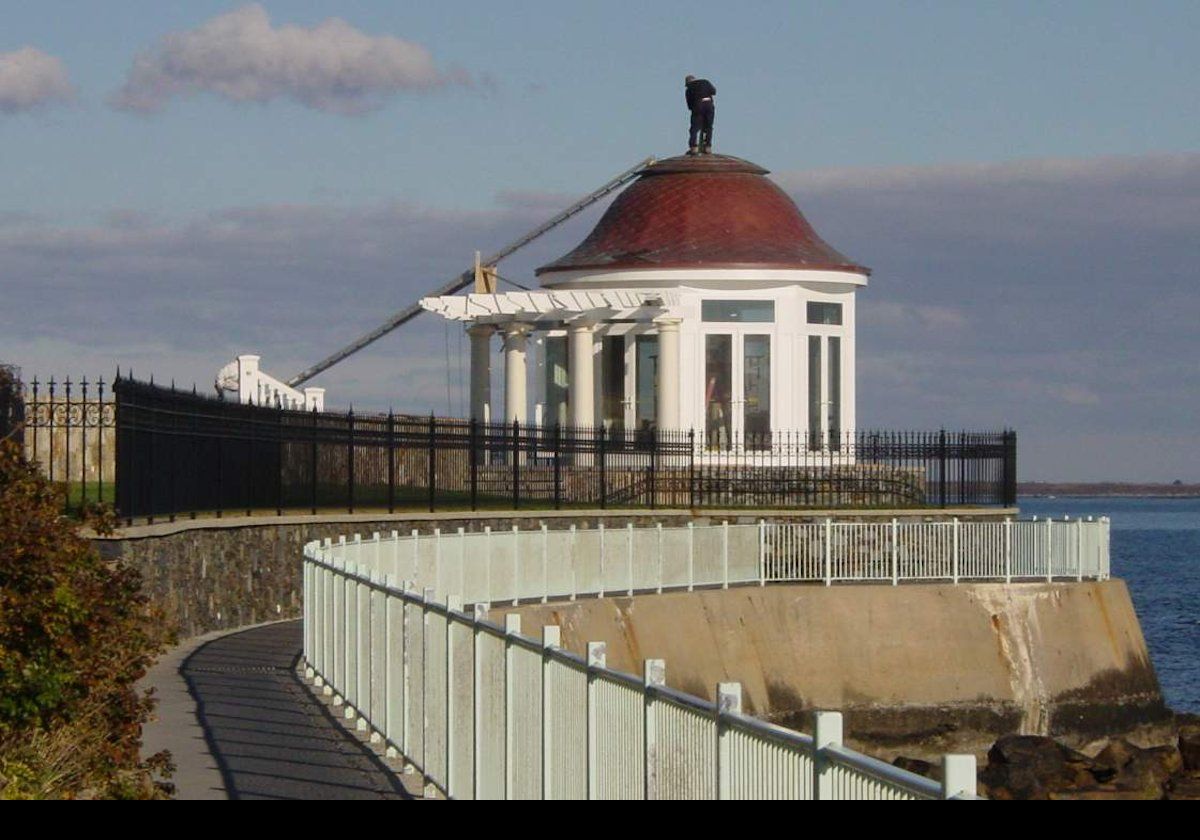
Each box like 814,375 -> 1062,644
422,154 -> 870,450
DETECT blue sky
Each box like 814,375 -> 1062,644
2,2 -> 1199,480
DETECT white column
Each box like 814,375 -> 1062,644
468,324 -> 494,422
655,317 -> 681,431
503,324 -> 530,424
568,321 -> 595,428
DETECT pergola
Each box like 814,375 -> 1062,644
420,289 -> 683,429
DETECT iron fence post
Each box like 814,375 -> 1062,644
427,414 -> 436,513
599,424 -> 607,510
347,407 -> 356,514
511,420 -> 519,510
387,410 -> 396,514
553,423 -> 561,510
938,428 -> 947,508
688,429 -> 696,509
276,398 -> 283,516
310,405 -> 318,515
469,417 -> 478,512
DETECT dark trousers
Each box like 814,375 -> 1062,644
689,100 -> 715,148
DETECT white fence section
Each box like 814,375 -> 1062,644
302,538 -> 982,799
309,517 -> 1109,608
215,354 -> 325,410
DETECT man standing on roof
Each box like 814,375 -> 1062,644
685,75 -> 716,155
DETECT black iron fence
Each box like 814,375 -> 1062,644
0,368 -> 116,515
114,376 -> 1016,522
0,364 -> 22,445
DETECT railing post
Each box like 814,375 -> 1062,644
541,625 -> 561,800
541,523 -> 550,604
687,521 -> 695,592
952,516 -> 960,584
503,613 -> 521,800
586,641 -> 606,800
716,682 -> 742,800
445,594 -> 462,798
569,524 -> 578,601
627,522 -> 634,596
599,423 -> 607,509
891,517 -> 899,586
941,754 -> 977,799
1045,517 -> 1053,582
813,710 -> 843,801
598,523 -> 606,598
722,520 -> 729,589
472,603 -> 488,799
643,659 -> 666,800
824,518 -> 833,587
420,586 -> 436,792
1080,516 -> 1089,580
758,519 -> 766,586
1004,517 -> 1012,584
656,522 -> 664,594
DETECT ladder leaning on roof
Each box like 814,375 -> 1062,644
286,156 -> 657,388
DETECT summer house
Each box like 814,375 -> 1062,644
420,154 -> 869,451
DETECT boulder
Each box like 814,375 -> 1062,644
1094,737 -> 1180,796
892,756 -> 941,782
1166,772 -> 1200,801
1179,728 -> 1200,772
980,735 -> 1114,800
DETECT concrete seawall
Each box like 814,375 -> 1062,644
93,508 -> 1012,640
493,580 -> 1172,757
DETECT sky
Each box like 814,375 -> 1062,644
1,1 -> 1198,481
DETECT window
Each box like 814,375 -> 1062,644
702,300 -> 775,323
806,302 -> 842,325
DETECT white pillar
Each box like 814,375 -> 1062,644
655,317 -> 681,431
468,324 -> 494,422
568,321 -> 595,428
303,387 -> 325,412
236,354 -> 260,405
503,324 -> 530,424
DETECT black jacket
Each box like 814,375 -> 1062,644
685,79 -> 716,111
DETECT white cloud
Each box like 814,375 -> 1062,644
0,47 -> 74,113
111,4 -> 470,115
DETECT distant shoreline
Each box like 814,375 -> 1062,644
1019,482 -> 1200,499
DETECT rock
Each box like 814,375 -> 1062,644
1166,772 -> 1200,800
892,756 -> 941,781
1180,729 -> 1200,772
1049,787 -> 1159,800
1094,738 -> 1179,796
980,735 -> 1114,800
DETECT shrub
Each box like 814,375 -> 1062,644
0,440 -> 173,798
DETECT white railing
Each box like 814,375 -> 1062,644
215,354 -> 325,411
302,541 -> 981,800
308,517 -> 1109,607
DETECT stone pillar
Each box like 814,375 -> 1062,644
655,318 -> 682,431
567,321 -> 595,428
468,324 -> 494,422
503,324 -> 531,425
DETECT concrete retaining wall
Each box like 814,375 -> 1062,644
491,580 -> 1172,757
93,507 -> 1014,640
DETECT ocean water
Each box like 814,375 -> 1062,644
1020,496 -> 1200,714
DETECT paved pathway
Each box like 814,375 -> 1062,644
142,620 -> 414,800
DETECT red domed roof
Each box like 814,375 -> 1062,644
537,154 -> 869,277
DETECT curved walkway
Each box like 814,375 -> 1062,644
141,621 -> 415,800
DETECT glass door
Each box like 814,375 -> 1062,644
807,335 -> 842,451
704,332 -> 772,451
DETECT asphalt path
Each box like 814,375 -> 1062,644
145,620 -> 414,800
